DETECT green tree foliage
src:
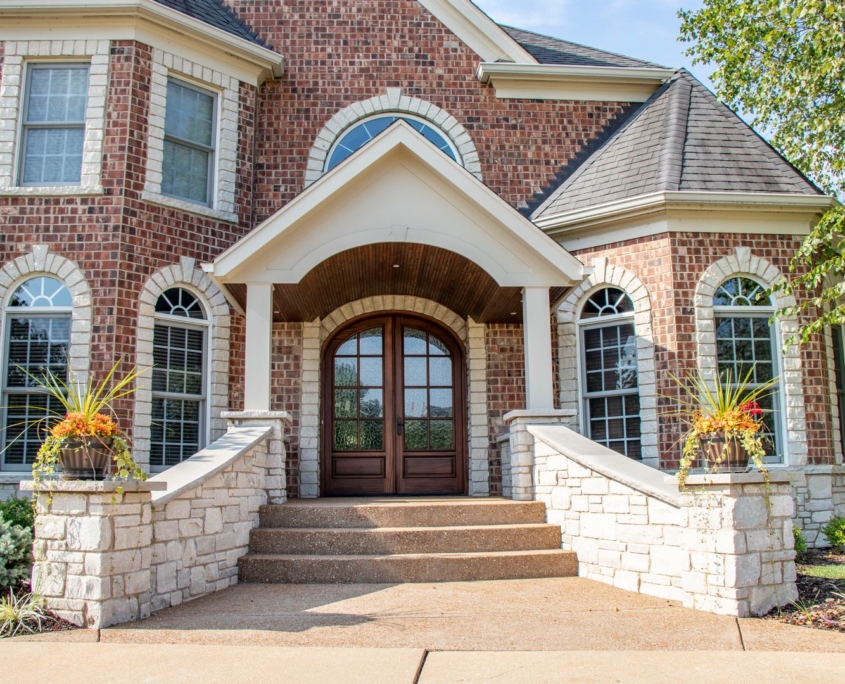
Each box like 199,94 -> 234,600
680,1 -> 845,342
0,497 -> 35,532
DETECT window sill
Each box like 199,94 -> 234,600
0,185 -> 104,197
141,190 -> 239,224
0,473 -> 31,485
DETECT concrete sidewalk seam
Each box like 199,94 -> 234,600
736,618 -> 747,651
413,650 -> 429,684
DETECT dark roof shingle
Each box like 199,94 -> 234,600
153,0 -> 269,48
501,25 -> 666,69
531,70 -> 820,219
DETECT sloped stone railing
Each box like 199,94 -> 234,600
25,411 -> 289,629
525,424 -> 798,617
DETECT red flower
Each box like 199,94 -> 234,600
741,401 -> 763,416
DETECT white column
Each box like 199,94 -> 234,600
244,283 -> 274,411
522,286 -> 554,410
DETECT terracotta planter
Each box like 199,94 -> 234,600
59,437 -> 114,480
698,434 -> 750,472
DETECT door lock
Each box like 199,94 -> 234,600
397,417 -> 404,437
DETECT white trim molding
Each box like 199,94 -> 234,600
0,39 -> 110,195
694,247 -> 808,466
477,62 -> 675,102
133,257 -> 231,472
305,89 -> 482,188
142,48 -> 240,224
557,257 -> 658,467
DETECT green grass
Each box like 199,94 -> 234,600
797,564 -> 845,580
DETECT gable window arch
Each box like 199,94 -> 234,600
712,276 -> 783,462
325,114 -> 461,171
578,287 -> 642,460
149,287 -> 209,471
1,276 -> 72,470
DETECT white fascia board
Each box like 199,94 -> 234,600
0,0 -> 285,83
535,191 -> 838,235
211,121 -> 584,284
416,0 -> 536,63
477,62 -> 675,102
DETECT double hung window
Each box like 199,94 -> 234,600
832,327 -> 845,456
20,65 -> 89,186
579,288 -> 641,459
713,277 -> 782,462
1,277 -> 72,470
150,288 -> 208,470
161,79 -> 217,206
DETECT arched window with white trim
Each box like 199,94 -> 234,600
150,287 -> 208,470
1,276 -> 72,470
579,287 -> 641,459
713,276 -> 783,462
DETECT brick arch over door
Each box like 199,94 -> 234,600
304,89 -> 483,188
556,257 -> 658,466
0,244 -> 92,384
132,258 -> 231,472
298,295 -> 490,497
694,247 -> 807,465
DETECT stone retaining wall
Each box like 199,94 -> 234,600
527,425 -> 798,617
25,413 -> 288,629
791,465 -> 845,547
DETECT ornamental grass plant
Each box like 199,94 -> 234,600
666,367 -> 779,488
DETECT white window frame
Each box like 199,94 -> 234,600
577,292 -> 642,460
149,292 -> 211,473
712,279 -> 786,464
0,278 -> 72,472
142,48 -> 239,223
0,40 -> 109,197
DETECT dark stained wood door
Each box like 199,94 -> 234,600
322,314 -> 466,496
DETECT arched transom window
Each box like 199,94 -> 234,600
151,287 -> 208,470
579,288 -> 641,459
2,276 -> 72,470
714,276 -> 782,461
326,115 -> 460,171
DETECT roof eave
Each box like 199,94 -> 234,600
0,0 -> 285,82
536,191 -> 838,236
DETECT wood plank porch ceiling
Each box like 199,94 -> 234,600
226,243 -> 567,323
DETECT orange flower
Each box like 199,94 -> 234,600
51,411 -> 117,439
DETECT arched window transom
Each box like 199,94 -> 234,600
579,288 -> 641,460
326,115 -> 460,171
713,276 -> 781,461
151,287 -> 208,470
2,276 -> 72,470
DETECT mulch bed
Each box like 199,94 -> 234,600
763,548 -> 845,633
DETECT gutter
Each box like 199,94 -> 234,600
477,62 -> 676,87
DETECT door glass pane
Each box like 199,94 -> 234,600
359,357 -> 383,387
335,389 -> 357,419
430,420 -> 454,449
405,388 -> 428,418
334,358 -> 357,386
429,357 -> 451,386
337,335 -> 357,356
359,389 -> 383,418
429,336 -> 449,356
430,389 -> 453,418
334,421 -> 357,451
405,420 -> 427,450
404,357 -> 427,386
360,328 -> 383,355
360,421 -> 384,450
404,328 -> 427,355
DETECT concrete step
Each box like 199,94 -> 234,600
238,549 -> 578,584
258,499 -> 547,529
248,524 -> 562,555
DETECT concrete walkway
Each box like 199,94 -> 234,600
5,578 -> 844,682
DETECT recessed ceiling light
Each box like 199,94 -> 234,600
392,264 -> 400,268
510,312 -> 517,315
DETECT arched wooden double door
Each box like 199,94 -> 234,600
322,314 -> 467,496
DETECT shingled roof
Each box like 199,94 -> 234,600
531,70 -> 821,220
501,25 -> 666,69
153,0 -> 269,48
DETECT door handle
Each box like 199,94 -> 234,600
397,417 -> 404,437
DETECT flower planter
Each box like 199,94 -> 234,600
698,434 -> 750,473
59,437 -> 114,480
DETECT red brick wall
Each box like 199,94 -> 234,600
270,323 -> 303,496
486,323 -> 526,494
572,233 -> 834,468
230,0 -> 630,221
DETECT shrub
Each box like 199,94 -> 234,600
821,516 -> 845,552
0,497 -> 35,531
793,525 -> 807,555
0,519 -> 33,593
0,591 -> 47,638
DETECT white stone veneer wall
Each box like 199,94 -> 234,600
791,465 -> 845,546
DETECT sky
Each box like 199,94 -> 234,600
474,0 -> 715,92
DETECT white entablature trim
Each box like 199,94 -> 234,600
556,257 -> 658,467
0,245 -> 92,383
305,89 -> 482,187
694,247 -> 807,466
208,122 -> 584,289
